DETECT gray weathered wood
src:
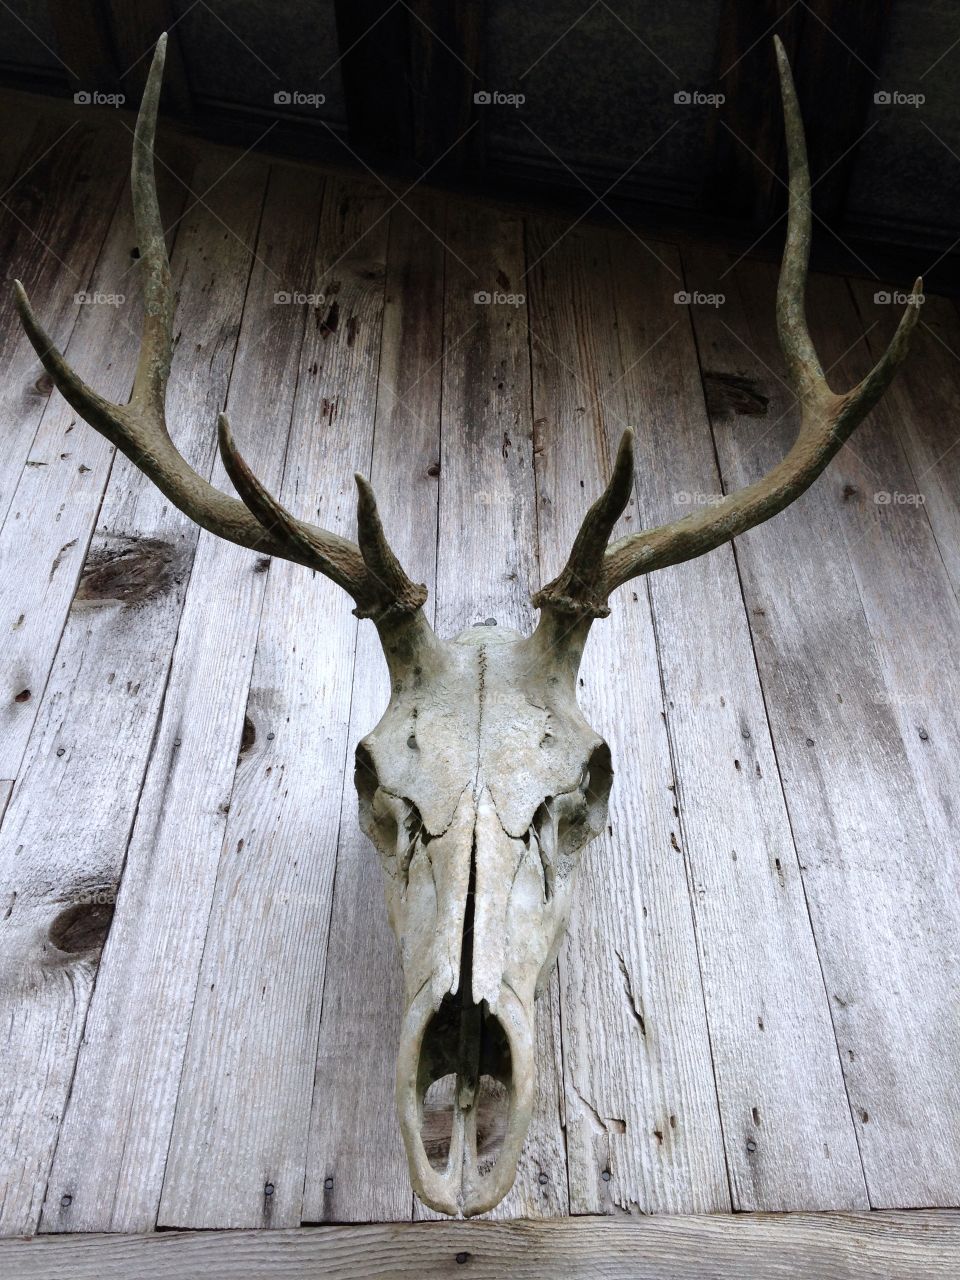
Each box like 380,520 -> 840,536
433,199 -> 537,641
608,235 -> 866,1210
413,199 -> 566,1221
0,152 -> 188,778
157,172 -> 396,1231
525,220 -> 729,1215
0,151 -> 269,1238
685,246 -> 960,1207
40,162 -> 327,1235
0,781 -> 11,825
5,1212 -> 960,1278
0,121 -> 130,525
794,274 -> 960,859
849,285 -> 960,606
303,193 -> 446,1225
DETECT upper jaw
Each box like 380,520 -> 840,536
395,979 -> 535,1216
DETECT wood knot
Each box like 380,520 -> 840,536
48,901 -> 114,954
703,371 -> 770,419
75,535 -> 184,609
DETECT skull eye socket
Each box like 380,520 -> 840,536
531,741 -> 613,899
581,740 -> 613,828
355,741 -> 424,878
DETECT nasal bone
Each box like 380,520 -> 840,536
394,787 -> 537,1215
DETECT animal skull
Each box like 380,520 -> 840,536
14,33 -> 920,1216
358,618 -> 612,1212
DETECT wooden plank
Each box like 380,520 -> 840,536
157,171 -> 399,1231
5,1212 -> 960,1278
302,194 -> 445,1225
608,237 -> 867,1210
334,1 -> 481,172
0,781 -> 11,825
0,152 -> 269,1237
791,1 -> 893,223
333,0 -> 413,160
524,219 -> 730,1215
0,119 -> 130,525
433,199 -> 537,640
406,0 -> 483,171
0,151 -> 188,779
412,199 -> 567,1221
848,285 -> 960,605
701,2 -> 803,225
790,274 -> 960,859
684,246 -> 960,1207
38,164 -> 339,1235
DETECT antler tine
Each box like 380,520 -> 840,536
129,30 -> 173,418
532,430 -> 635,619
14,34 -> 427,628
537,36 -> 921,618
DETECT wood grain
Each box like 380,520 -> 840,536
684,246 -> 960,1207
608,234 -> 866,1210
415,198 -> 567,1221
0,146 -> 188,778
0,151 -> 269,1238
303,193 -> 445,1225
157,172 -> 396,1230
0,120 -> 130,525
5,1212 -> 960,1278
848,285 -> 960,607
524,219 -> 729,1215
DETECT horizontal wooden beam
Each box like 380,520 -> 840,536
4,1212 -> 960,1278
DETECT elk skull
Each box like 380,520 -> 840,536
14,33 -> 921,1216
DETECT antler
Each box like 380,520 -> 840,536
14,33 -> 427,626
536,34 -> 921,620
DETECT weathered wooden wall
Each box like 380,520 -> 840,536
1,100 -> 959,1236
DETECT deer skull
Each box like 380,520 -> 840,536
357,619 -> 612,1213
14,33 -> 921,1218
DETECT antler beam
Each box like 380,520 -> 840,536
14,33 -> 426,626
536,35 -> 921,618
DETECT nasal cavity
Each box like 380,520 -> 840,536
421,1073 -> 510,1174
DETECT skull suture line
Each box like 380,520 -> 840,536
15,33 -> 920,1215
